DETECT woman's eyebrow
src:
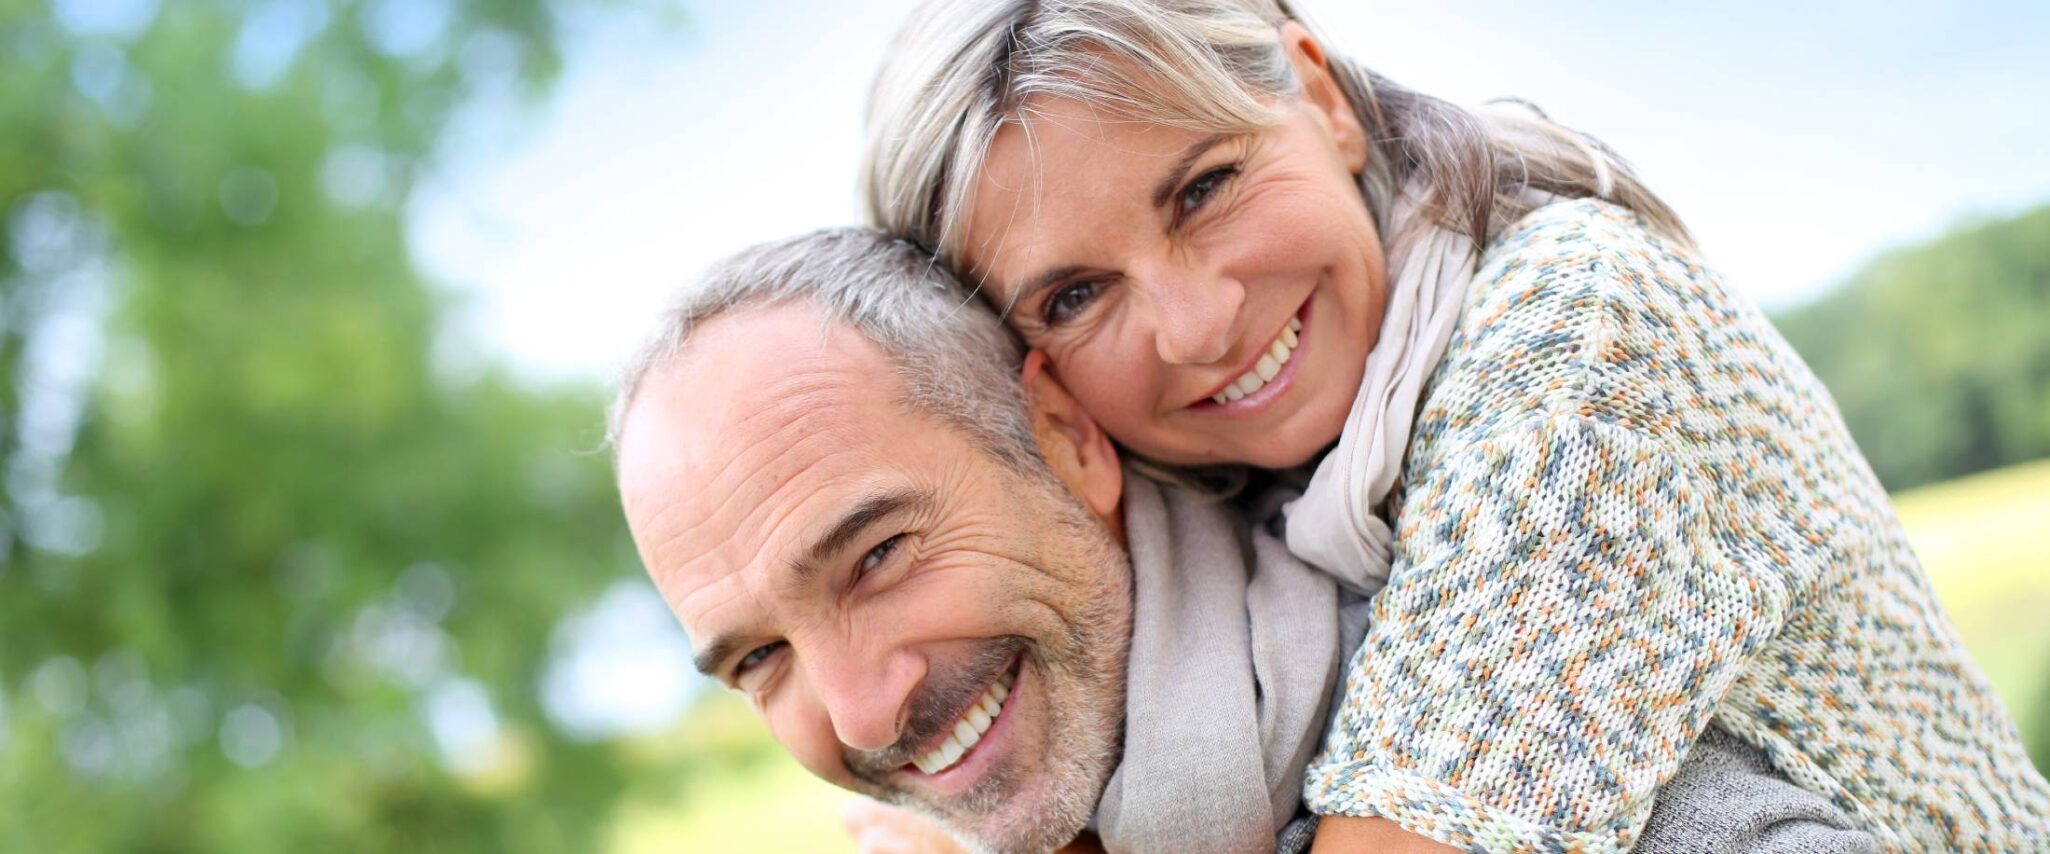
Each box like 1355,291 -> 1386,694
1000,132 -> 1235,315
1149,132 -> 1234,209
1007,264 -> 1093,317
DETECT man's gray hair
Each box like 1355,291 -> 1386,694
609,227 -> 1039,470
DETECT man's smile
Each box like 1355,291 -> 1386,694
908,655 -> 1019,776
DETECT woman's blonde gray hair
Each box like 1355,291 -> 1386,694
862,0 -> 1687,264
860,0 -> 1688,493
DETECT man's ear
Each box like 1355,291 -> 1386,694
1022,350 -> 1123,525
1280,21 -> 1368,175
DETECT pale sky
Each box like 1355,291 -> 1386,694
412,0 -> 2050,383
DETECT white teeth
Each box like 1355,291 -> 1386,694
1209,316 -> 1302,405
911,667 -> 1016,775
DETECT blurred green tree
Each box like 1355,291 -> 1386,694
0,1 -> 677,850
1774,204 -> 2050,491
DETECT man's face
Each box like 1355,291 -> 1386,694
616,301 -> 1131,853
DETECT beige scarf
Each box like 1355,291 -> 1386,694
1093,476 -> 1346,853
1283,186 -> 1505,592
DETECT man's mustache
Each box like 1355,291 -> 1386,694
844,636 -> 1027,781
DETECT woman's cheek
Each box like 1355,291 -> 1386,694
1047,319 -> 1151,412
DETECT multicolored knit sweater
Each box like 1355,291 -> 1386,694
1300,198 -> 2050,851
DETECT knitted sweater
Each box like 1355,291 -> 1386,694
1299,199 -> 2050,852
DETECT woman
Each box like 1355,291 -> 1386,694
858,0 -> 2050,851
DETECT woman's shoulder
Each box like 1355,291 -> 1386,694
1467,195 -> 1713,324
1421,196 -> 1778,444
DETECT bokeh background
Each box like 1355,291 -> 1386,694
2,0 -> 2046,851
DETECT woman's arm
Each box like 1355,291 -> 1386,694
1302,412 -> 1790,851
1309,816 -> 1462,853
840,798 -> 1109,853
1295,201 -> 1830,850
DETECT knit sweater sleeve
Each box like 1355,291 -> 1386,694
1301,409 -> 1793,852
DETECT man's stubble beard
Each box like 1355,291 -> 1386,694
845,472 -> 1133,854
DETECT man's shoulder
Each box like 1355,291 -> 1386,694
1635,725 -> 1879,854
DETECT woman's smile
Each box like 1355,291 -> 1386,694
1187,298 -> 1308,416
963,88 -> 1387,469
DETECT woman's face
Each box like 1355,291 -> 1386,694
960,30 -> 1389,469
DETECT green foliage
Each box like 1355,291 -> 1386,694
0,1 -> 673,850
1773,205 -> 2050,491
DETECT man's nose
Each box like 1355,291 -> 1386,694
805,642 -> 923,753
1140,259 -> 1243,366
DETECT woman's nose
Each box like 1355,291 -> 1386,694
1143,264 -> 1244,366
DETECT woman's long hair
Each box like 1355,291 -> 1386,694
859,0 -> 1689,492
863,0 -> 1686,259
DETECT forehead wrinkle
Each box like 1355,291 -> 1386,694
658,423 -> 877,662
635,338 -> 888,600
973,99 -> 1196,304
648,387 -> 876,586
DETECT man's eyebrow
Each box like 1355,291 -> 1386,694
690,489 -> 931,680
800,488 -> 928,573
692,638 -> 733,678
1000,133 -> 1235,317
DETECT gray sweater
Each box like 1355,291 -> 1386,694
1276,724 -> 1877,853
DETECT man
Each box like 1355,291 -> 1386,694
611,229 -> 1876,853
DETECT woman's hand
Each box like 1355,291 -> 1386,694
839,797 -> 1108,853
1310,815 -> 1462,853
839,798 -> 970,854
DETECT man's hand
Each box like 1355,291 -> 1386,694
840,798 -> 970,854
1310,815 -> 1464,853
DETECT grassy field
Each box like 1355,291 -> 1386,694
624,459 -> 2050,852
1892,457 -> 2050,747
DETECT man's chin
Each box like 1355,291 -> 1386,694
869,743 -> 1097,853
918,776 -> 1097,854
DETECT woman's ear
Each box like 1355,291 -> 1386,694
1022,350 -> 1124,526
1280,21 -> 1368,175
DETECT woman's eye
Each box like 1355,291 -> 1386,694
1177,165 -> 1238,219
1042,280 -> 1101,327
859,534 -> 905,576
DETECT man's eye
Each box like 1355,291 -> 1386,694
1177,165 -> 1238,219
735,641 -> 785,679
859,533 -> 905,576
1042,280 -> 1101,327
